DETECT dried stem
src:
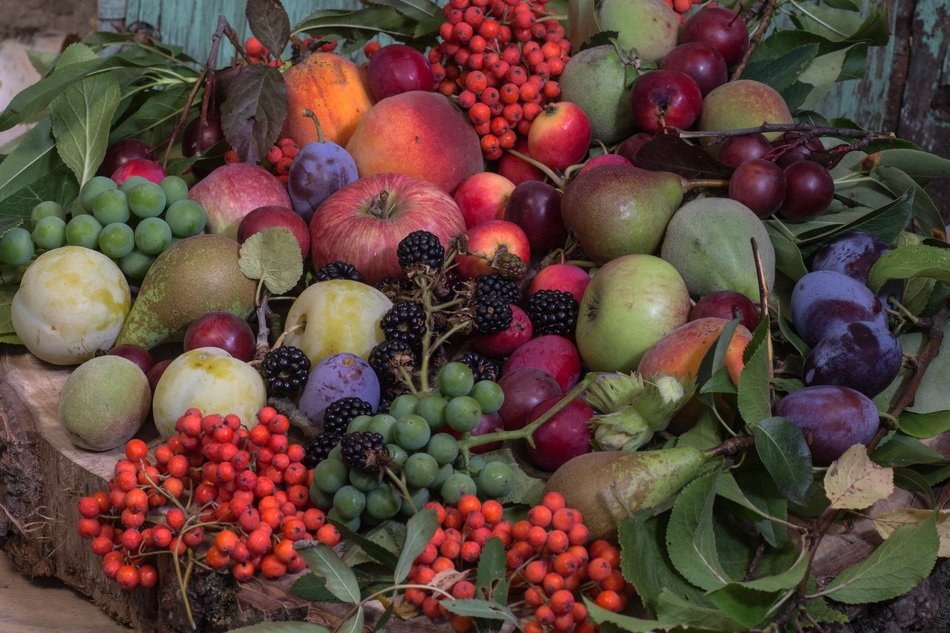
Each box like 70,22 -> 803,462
679,122 -> 893,145
732,0 -> 780,81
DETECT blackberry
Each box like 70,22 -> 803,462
527,289 -> 578,337
457,351 -> 502,382
340,431 -> 390,472
472,293 -> 513,335
323,397 -> 375,436
302,432 -> 341,468
380,301 -> 427,345
316,261 -> 362,282
397,230 -> 444,272
369,339 -> 417,387
475,274 -> 521,305
260,346 -> 310,396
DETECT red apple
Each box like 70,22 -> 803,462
99,139 -> 154,178
528,263 -> 590,304
183,312 -> 257,362
456,220 -> 531,279
680,6 -> 750,66
503,180 -> 567,255
498,139 -> 545,185
473,304 -> 533,358
525,395 -> 593,471
107,343 -> 155,375
112,158 -> 167,186
659,42 -> 728,96
577,153 -> 632,176
527,101 -> 593,173
188,163 -> 292,239
454,172 -> 516,228
629,69 -> 703,133
502,335 -> 581,392
366,44 -> 435,101
237,205 -> 311,259
309,172 -> 467,284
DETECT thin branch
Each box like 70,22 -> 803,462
732,0 -> 779,81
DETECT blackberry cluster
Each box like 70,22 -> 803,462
316,261 -> 362,282
260,346 -> 310,396
527,289 -> 578,337
397,230 -> 444,272
302,432 -> 341,468
472,293 -> 513,335
474,274 -> 521,305
457,351 -> 502,382
323,397 -> 374,436
369,339 -> 417,387
380,301 -> 427,345
340,431 -> 390,472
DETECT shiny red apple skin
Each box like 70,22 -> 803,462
527,101 -> 593,173
528,263 -> 591,304
525,395 -> 593,471
629,69 -> 703,133
455,219 -> 531,279
366,44 -> 436,101
237,206 -> 311,259
498,367 -> 563,431
577,153 -> 632,176
454,171 -> 516,228
309,173 -> 467,284
503,180 -> 566,255
473,304 -> 533,358
502,334 -> 581,392
183,312 -> 257,362
680,6 -> 750,66
659,42 -> 728,96
112,158 -> 167,186
688,290 -> 761,331
99,139 -> 154,177
498,138 -> 545,185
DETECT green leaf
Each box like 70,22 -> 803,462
753,417 -> 813,505
766,222 -> 808,281
899,410 -> 950,439
654,589 -> 747,631
666,472 -> 730,591
290,574 -> 345,603
475,537 -> 506,598
801,597 -> 848,625
586,599 -> 702,632
246,0 -> 292,57
796,189 -> 914,259
0,117 -> 58,206
0,163 -> 78,235
873,165 -> 946,238
49,69 -> 121,187
867,243 -> 950,293
715,473 -> 787,548
336,518 -> 400,569
337,607 -> 364,633
875,318 -> 950,414
817,514 -> 938,604
227,623 -> 331,633
363,0 -> 441,21
873,149 -> 950,180
478,447 -> 544,506
744,43 -> 819,93
790,2 -> 888,45
292,7 -> 420,42
238,227 -> 303,295
737,316 -> 772,425
705,585 -> 779,629
0,284 -> 19,344
871,433 -> 946,467
697,319 -> 740,400
393,508 -> 438,584
220,65 -> 288,164
110,83 -> 192,142
297,542 -> 361,604
892,467 -> 937,504
441,599 -> 518,625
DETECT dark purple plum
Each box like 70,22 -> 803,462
182,113 -> 225,157
497,367 -> 562,431
728,158 -> 786,218
770,132 -> 825,168
810,230 -> 891,284
802,321 -> 902,397
525,395 -> 593,471
791,270 -> 887,346
679,6 -> 749,66
775,384 -> 881,466
717,133 -> 772,168
779,160 -> 835,222
299,352 -> 381,427
616,133 -> 653,162
287,141 -> 358,223
99,139 -> 154,177
688,290 -> 760,331
503,180 -> 566,255
659,42 -> 728,96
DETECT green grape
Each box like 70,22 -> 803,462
431,463 -> 454,490
392,414 -> 431,451
476,461 -> 514,499
65,214 -> 103,249
366,413 -> 397,443
309,483 -> 333,511
400,487 -> 430,516
120,175 -> 150,194
327,444 -> 343,462
31,216 -> 67,251
128,182 -> 167,219
164,199 -> 207,238
118,249 -> 155,279
386,443 -> 408,467
404,452 -> 439,489
466,454 -> 487,476
92,188 -> 130,225
389,393 -> 419,419
98,222 -> 135,259
347,415 -> 372,433
80,176 -> 117,212
425,433 -> 460,466
0,227 -> 34,265
31,200 -> 66,226
416,393 -> 448,430
470,380 -> 504,414
159,175 -> 189,205
349,467 -> 380,492
327,507 -> 361,532
364,484 -> 401,520
332,485 -> 367,520
445,395 -> 482,433
440,472 -> 477,505
134,217 -> 172,255
313,458 -> 349,494
438,361 -> 475,397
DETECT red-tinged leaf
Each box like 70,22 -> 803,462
633,134 -> 733,180
246,0 -> 291,58
220,65 -> 287,164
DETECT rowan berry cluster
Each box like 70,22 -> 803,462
403,492 -> 632,632
224,136 -> 300,184
244,36 -> 281,67
661,0 -> 702,16
428,0 -> 571,160
76,407 -> 340,591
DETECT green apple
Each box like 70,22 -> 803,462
153,347 -> 267,438
575,254 -> 691,372
283,279 -> 393,366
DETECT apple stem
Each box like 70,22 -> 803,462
506,149 -> 565,188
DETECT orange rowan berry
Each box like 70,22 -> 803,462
551,507 -> 578,531
572,600 -> 589,623
481,499 -> 503,524
549,588 -> 574,615
553,551 -> 582,577
523,619 -> 544,633
115,565 -> 140,592
535,604 -> 556,626
524,585 -> 546,607
124,438 -> 149,462
440,537 -> 462,559
595,588 -> 624,612
449,614 -> 474,632
526,525 -> 548,550
460,540 -> 482,563
138,563 -> 158,588
588,557 -> 612,582
246,529 -> 272,556
545,529 -> 570,554
232,561 -> 256,582
260,553 -> 287,579
600,569 -> 626,593
316,523 -> 341,547
432,556 -> 456,573
205,545 -> 231,570
523,558 -> 549,584
214,529 -> 239,554
451,579 -> 476,599
422,596 -> 443,619
511,519 -> 531,541
567,521 -> 589,546
527,505 -> 552,528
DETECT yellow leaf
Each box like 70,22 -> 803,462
872,508 -> 950,557
823,445 -> 894,510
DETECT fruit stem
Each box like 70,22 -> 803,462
705,434 -> 755,458
302,109 -> 324,143
683,178 -> 730,191
732,0 -> 779,81
506,149 -> 564,188
679,122 -> 894,145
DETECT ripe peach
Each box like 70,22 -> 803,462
345,90 -> 484,194
637,317 -> 752,385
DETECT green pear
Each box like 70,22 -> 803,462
699,79 -> 793,149
559,45 -> 638,144
561,164 -> 686,262
660,197 -> 776,301
114,234 -> 257,349
597,0 -> 680,62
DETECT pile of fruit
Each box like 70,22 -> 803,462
1,0 -> 949,631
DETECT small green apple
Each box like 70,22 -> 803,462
575,254 -> 691,372
283,279 -> 393,366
